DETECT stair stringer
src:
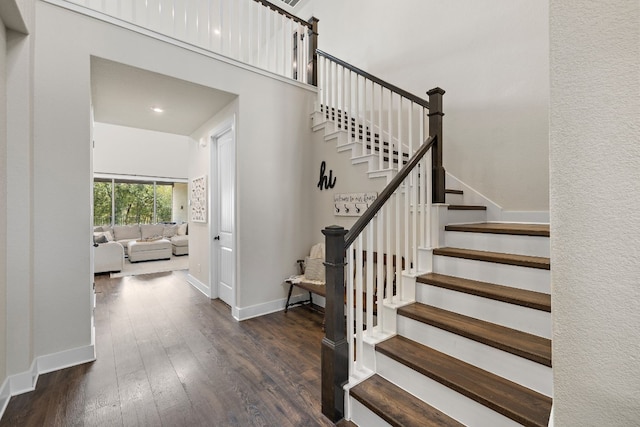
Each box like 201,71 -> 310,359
445,173 -> 550,223
311,109 -> 405,182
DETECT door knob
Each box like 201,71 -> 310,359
214,236 -> 220,240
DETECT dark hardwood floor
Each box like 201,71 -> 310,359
1,271 -> 334,427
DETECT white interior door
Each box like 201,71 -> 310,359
214,127 -> 235,307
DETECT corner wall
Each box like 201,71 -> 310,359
298,0 -> 549,212
3,0 -> 36,407
32,2 -> 317,359
0,17 -> 8,391
550,1 -> 640,424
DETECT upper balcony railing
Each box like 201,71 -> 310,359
51,0 -> 318,85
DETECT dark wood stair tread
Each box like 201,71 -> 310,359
445,222 -> 550,237
349,374 -> 464,427
434,247 -> 550,270
447,205 -> 486,210
417,272 -> 551,312
336,420 -> 358,427
397,303 -> 551,366
377,336 -> 552,427
445,189 -> 463,195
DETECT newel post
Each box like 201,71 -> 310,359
427,87 -> 446,204
307,17 -> 319,86
321,225 -> 348,422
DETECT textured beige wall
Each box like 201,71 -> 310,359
0,20 -> 8,385
550,1 -> 640,424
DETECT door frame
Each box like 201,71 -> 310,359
208,116 -> 237,314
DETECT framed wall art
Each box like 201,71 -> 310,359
190,175 -> 207,223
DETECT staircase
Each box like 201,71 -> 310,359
347,207 -> 552,426
314,99 -> 552,427
314,102 -> 553,424
313,51 -> 552,426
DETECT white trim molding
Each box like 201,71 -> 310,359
0,344 -> 96,420
187,274 -> 211,298
234,293 -> 311,321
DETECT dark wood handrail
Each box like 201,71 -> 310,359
322,87 -> 444,423
252,0 -> 312,28
344,135 -> 436,248
317,49 -> 430,109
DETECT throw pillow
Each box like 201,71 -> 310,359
101,225 -> 114,237
93,231 -> 113,244
304,257 -> 325,282
177,223 -> 188,236
163,224 -> 178,238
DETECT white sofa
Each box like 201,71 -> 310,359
93,223 -> 188,272
94,241 -> 125,273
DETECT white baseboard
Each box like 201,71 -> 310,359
8,359 -> 37,396
0,344 -> 95,421
235,293 -> 310,321
446,172 -> 550,223
187,274 -> 211,298
36,345 -> 96,376
0,377 -> 11,422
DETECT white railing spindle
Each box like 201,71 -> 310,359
347,242 -> 355,377
365,225 -> 374,334
355,235 -> 364,370
410,104 -> 418,268
377,85 -> 383,170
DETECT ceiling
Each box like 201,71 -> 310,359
90,57 -> 237,136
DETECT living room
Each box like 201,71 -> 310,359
90,57 -> 237,280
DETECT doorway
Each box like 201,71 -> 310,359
210,119 -> 236,310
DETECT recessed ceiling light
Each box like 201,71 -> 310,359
151,106 -> 164,113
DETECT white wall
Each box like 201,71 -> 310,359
0,18 -> 8,387
172,182 -> 187,223
309,130 -> 388,241
298,0 -> 549,212
32,2 -> 317,366
93,122 -> 189,179
4,0 -> 35,391
550,1 -> 640,425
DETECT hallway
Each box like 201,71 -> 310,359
1,271 -> 331,426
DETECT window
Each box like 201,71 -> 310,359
93,180 -> 113,226
93,178 -> 180,226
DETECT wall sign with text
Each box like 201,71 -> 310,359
334,192 -> 378,217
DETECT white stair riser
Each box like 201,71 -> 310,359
446,209 -> 487,224
324,128 -> 347,145
444,192 -> 464,204
434,256 -> 550,293
376,353 -> 521,427
445,231 -> 550,258
350,398 -> 392,427
416,283 -> 551,339
336,142 -> 358,153
397,316 -> 553,396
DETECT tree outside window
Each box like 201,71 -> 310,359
93,179 -> 176,226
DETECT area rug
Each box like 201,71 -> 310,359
111,255 -> 189,278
